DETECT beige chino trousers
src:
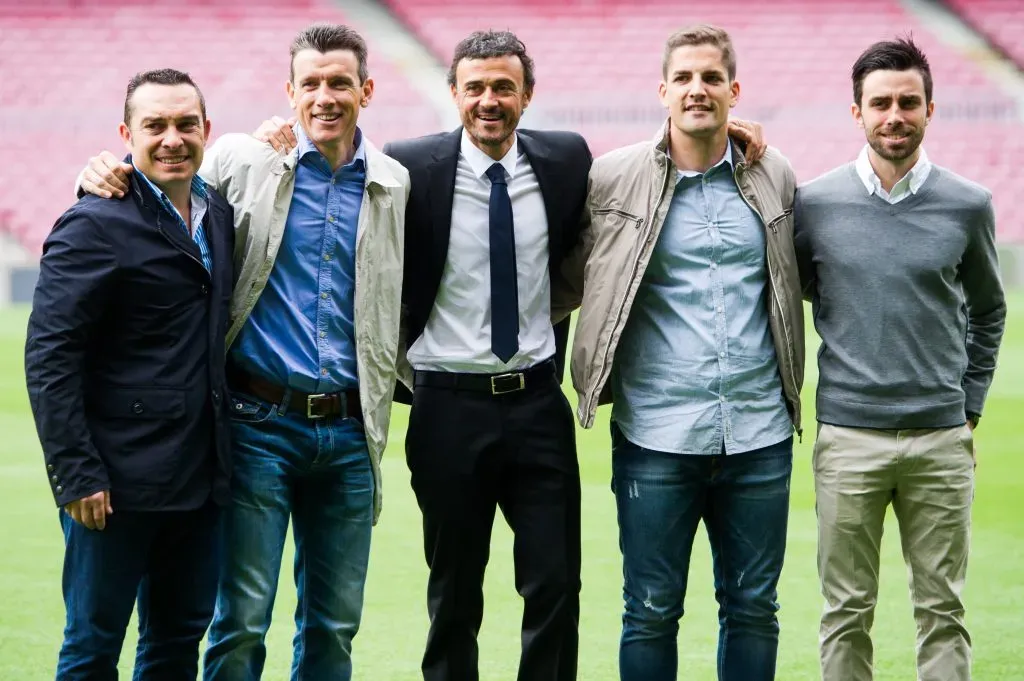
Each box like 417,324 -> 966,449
813,423 -> 975,681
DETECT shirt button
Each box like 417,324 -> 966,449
47,464 -> 54,472
212,390 -> 221,402
321,369 -> 328,376
323,254 -> 331,261
51,475 -> 58,483
321,292 -> 328,299
717,306 -> 724,313
710,263 -> 718,270
132,401 -> 144,415
56,485 -> 64,494
201,285 -> 209,295
319,331 -> 327,338
327,216 -> 335,223
719,351 -> 725,358
719,395 -> 725,402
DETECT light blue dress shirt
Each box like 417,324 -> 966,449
231,125 -> 365,392
611,141 -> 792,455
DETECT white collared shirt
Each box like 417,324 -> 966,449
855,145 -> 932,204
407,130 -> 554,373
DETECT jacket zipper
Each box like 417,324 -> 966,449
736,176 -> 801,435
592,207 -> 645,229
766,208 -> 793,235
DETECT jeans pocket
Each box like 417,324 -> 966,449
227,393 -> 276,424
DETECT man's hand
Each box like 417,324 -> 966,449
727,117 -> 767,164
81,152 -> 133,199
254,116 -> 298,154
65,490 -> 113,530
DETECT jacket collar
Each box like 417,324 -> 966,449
279,130 -> 402,190
651,117 -> 750,171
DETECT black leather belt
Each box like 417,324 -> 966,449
227,366 -> 361,422
414,360 -> 555,396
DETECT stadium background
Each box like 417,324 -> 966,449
0,0 -> 1022,678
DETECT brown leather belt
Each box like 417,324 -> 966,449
228,367 -> 361,422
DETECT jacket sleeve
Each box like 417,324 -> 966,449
960,195 -> 1006,418
550,142 -> 596,324
25,208 -> 117,507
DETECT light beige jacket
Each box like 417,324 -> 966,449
200,133 -> 411,524
554,122 -> 805,435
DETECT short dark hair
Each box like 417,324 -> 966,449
663,24 -> 737,81
289,22 -> 369,84
852,36 -> 932,105
447,30 -> 536,93
124,68 -> 206,126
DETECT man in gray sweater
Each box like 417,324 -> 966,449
794,37 -> 1005,681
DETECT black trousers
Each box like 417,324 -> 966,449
406,366 -> 582,681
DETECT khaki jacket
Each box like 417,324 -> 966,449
554,121 -> 804,434
201,133 -> 411,524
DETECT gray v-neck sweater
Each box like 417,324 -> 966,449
794,163 -> 1005,428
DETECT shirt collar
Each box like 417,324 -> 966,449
673,138 -> 735,179
460,128 -> 518,181
855,145 -> 931,197
132,159 -> 208,201
295,123 -> 366,171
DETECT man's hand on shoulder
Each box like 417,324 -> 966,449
727,117 -> 766,164
253,116 -> 298,154
80,152 -> 133,199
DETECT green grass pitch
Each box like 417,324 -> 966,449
1,297 -> 1021,679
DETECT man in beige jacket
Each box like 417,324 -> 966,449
75,23 -> 410,681
556,24 -> 803,681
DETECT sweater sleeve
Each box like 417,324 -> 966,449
960,195 -> 1006,417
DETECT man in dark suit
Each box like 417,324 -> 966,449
24,68 -> 234,681
382,31 -> 590,681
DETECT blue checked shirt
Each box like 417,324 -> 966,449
133,161 -> 212,271
611,141 -> 792,455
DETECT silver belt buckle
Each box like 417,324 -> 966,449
306,393 -> 328,419
490,372 -> 526,395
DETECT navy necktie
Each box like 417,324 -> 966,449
485,162 -> 519,363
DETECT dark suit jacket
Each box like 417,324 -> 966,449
25,167 -> 235,511
383,127 -> 592,403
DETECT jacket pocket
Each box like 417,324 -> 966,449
593,207 -> 645,229
766,208 -> 793,234
91,387 -> 187,420
88,387 -> 190,489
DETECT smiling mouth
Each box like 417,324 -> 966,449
156,156 -> 189,166
685,105 -> 713,112
312,112 -> 341,123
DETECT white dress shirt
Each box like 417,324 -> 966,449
407,130 -> 555,373
855,145 -> 932,204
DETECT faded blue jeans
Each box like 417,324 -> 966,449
611,422 -> 792,681
203,391 -> 374,681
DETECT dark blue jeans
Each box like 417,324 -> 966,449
55,502 -> 222,681
611,423 -> 792,681
202,392 -> 374,681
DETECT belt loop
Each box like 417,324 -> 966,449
339,391 -> 348,417
278,386 -> 291,416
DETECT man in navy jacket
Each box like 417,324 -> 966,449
24,68 -> 234,681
